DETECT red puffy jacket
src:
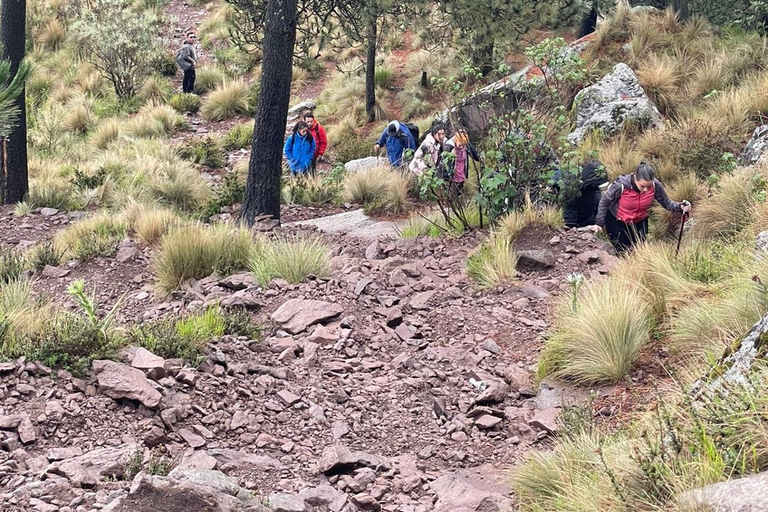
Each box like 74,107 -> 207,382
309,122 -> 327,159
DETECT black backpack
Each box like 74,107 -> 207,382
404,122 -> 420,146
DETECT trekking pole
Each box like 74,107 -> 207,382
674,211 -> 689,257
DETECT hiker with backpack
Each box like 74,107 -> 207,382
443,129 -> 481,195
374,121 -> 416,167
283,121 -> 316,176
563,159 -> 608,228
593,163 -> 691,252
409,124 -> 448,176
176,32 -> 197,94
304,112 -> 327,177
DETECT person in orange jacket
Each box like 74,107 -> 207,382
304,112 -> 327,177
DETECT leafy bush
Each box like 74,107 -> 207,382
200,80 -> 252,121
154,223 -> 256,292
222,122 -> 253,151
332,136 -> 371,164
149,52 -> 178,77
71,0 -> 161,98
54,212 -> 128,261
178,136 -> 225,168
466,232 -> 517,289
198,171 -> 245,220
282,175 -> 340,205
539,278 -> 652,384
250,235 -> 330,287
169,93 -> 202,114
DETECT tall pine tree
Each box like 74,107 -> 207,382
1,0 -> 29,204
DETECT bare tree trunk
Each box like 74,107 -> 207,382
0,0 -> 28,204
578,0 -> 598,37
240,0 -> 298,226
670,0 -> 689,20
472,36 -> 494,77
365,16 -> 377,123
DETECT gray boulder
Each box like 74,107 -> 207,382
677,471 -> 768,512
516,249 -> 556,269
431,465 -> 514,511
344,156 -> 388,173
739,125 -> 768,166
568,63 -> 661,145
757,231 -> 768,253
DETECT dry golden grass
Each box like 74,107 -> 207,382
598,134 -> 642,179
693,166 -> 764,239
200,80 -> 252,122
636,54 -> 682,115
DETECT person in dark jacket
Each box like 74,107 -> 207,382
283,121 -> 316,176
594,163 -> 691,252
176,32 -> 197,94
374,121 -> 416,167
564,159 -> 608,228
304,112 -> 327,177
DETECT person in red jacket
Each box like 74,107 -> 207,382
304,112 -> 327,177
593,163 -> 691,253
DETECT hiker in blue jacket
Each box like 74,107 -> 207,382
284,121 -> 316,176
373,121 -> 416,167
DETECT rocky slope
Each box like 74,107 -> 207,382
0,224 -> 618,512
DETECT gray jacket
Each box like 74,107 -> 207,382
595,174 -> 682,226
176,42 -> 196,71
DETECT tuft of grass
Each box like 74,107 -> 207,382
178,136 -> 225,168
342,166 -> 390,204
598,133 -> 643,180
0,248 -> 24,285
124,116 -> 167,139
693,165 -> 764,239
123,201 -> 184,246
374,66 -> 395,88
466,232 -> 517,289
539,277 -> 652,384
193,65 -> 229,95
222,122 -> 253,151
154,223 -> 256,292
90,118 -> 123,149
200,80 -> 252,121
169,93 -> 202,114
636,54 -> 682,115
13,201 -> 33,217
27,242 -> 63,271
63,102 -> 94,134
249,235 -> 330,287
139,75 -> 173,104
54,212 -> 128,262
37,19 -> 67,52
138,104 -> 189,133
146,160 -> 212,211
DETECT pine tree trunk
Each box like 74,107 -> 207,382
671,0 -> 689,20
578,0 -> 598,37
240,0 -> 298,226
365,16 -> 377,123
0,0 -> 28,204
472,36 -> 494,77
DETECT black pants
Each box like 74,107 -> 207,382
605,211 -> 648,254
310,157 -> 317,178
182,68 -> 196,94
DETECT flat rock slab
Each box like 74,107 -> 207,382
271,299 -> 344,334
678,471 -> 768,511
92,360 -> 162,409
431,464 -> 513,512
288,209 -> 407,239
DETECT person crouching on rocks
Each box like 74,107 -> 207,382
592,162 -> 690,253
283,121 -> 316,177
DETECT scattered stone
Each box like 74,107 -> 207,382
276,389 -> 301,407
178,428 -> 206,449
298,485 -> 346,507
433,398 -> 449,418
519,284 -> 550,299
482,339 -> 501,354
317,444 -> 356,475
516,249 -> 556,269
128,347 -> 166,380
350,493 -> 381,511
431,465 -> 514,511
92,360 -> 162,409
365,240 -> 382,260
474,414 -> 503,430
116,245 -> 141,263
271,299 -> 344,334
268,493 -> 309,512
410,290 -> 436,310
332,421 -> 350,439
529,407 -> 561,434
41,265 -> 71,278
677,471 -> 768,512
40,207 -> 59,217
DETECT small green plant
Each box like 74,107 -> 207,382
566,272 -> 585,313
124,448 -> 177,481
466,232 -> 517,289
197,171 -> 245,221
0,248 -> 25,285
27,242 -> 63,271
222,122 -> 253,151
13,201 -> 33,217
178,136 -> 226,168
169,93 -> 202,113
67,279 -> 126,339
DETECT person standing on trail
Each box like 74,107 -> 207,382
444,129 -> 481,195
176,32 -> 197,94
284,121 -> 316,176
304,112 -> 327,177
409,124 -> 447,177
593,163 -> 691,253
374,121 -> 416,168
563,159 -> 608,228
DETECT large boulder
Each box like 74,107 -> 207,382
271,299 -> 344,334
93,360 -> 163,409
739,125 -> 768,166
677,471 -> 768,511
568,63 -> 661,145
344,157 -> 388,173
431,465 -> 514,512
47,444 -> 137,486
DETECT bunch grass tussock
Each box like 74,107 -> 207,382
466,231 -> 517,289
54,212 -> 128,262
342,166 -> 391,204
200,80 -> 252,122
249,235 -> 331,287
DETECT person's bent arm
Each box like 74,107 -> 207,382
654,179 -> 688,213
595,183 -> 621,227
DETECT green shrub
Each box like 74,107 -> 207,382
250,235 -> 330,287
150,52 -> 178,77
332,136 -> 371,163
466,232 -> 517,289
169,93 -> 202,113
178,136 -> 225,168
54,212 -> 128,261
222,122 -> 253,151
27,242 -> 63,271
197,171 -> 245,220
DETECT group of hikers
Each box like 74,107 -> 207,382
282,115 -> 692,253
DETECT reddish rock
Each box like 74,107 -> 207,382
92,360 -> 162,409
271,299 -> 344,334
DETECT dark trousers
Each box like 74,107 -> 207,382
605,211 -> 648,254
182,68 -> 196,94
310,157 -> 317,178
